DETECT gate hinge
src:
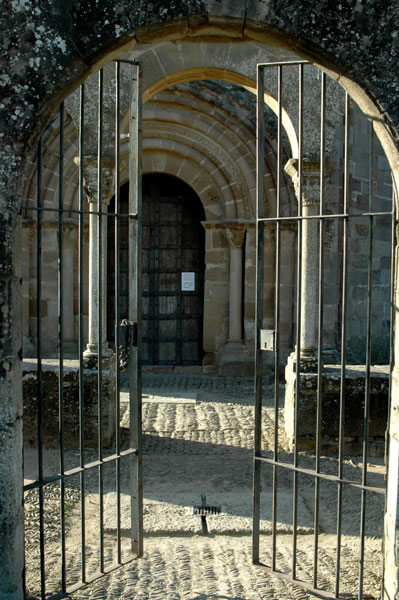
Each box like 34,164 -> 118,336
258,329 -> 276,352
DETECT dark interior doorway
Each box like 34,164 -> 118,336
108,173 -> 205,365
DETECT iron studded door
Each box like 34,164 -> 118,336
253,61 -> 393,600
141,174 -> 205,366
22,59 -> 143,600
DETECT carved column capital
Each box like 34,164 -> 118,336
285,158 -> 322,207
74,155 -> 115,205
226,226 -> 246,249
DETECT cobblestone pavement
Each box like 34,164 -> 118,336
24,373 -> 386,600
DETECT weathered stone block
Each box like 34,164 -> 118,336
285,357 -> 389,455
23,358 -> 116,449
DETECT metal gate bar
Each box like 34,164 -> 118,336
57,100 -> 66,593
23,60 -> 143,599
128,60 -> 143,557
313,69 -> 326,589
335,91 -> 350,599
292,62 -> 304,582
78,81 -> 86,584
114,58 -> 122,565
253,61 -> 393,600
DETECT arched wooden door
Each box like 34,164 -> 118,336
141,174 -> 205,365
108,173 -> 205,366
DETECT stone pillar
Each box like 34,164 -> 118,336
77,156 -> 114,362
226,226 -> 246,343
219,223 -> 253,376
285,158 -> 321,369
384,238 -> 399,600
284,158 -> 321,449
201,222 -> 229,373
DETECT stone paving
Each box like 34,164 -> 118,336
24,373 -> 386,600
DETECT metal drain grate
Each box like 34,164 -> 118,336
190,505 -> 225,516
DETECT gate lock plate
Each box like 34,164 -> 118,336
259,329 -> 276,352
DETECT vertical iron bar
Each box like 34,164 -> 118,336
114,60 -> 122,565
97,67 -> 104,573
292,62 -> 304,581
57,101 -> 66,592
313,70 -> 326,589
177,199 -> 183,365
154,200 -> 159,365
37,135 -> 46,600
252,63 -> 265,565
176,199 -> 183,364
271,64 -> 283,572
335,92 -> 350,598
358,122 -> 375,600
78,83 -> 86,583
128,61 -> 143,557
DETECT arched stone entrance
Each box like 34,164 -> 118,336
3,4 -> 399,600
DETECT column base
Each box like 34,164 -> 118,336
218,341 -> 253,376
202,352 -> 218,374
289,347 -> 319,373
83,343 -> 113,368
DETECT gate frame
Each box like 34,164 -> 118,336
252,60 -> 395,600
22,59 -> 144,599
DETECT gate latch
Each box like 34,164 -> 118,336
259,329 -> 276,352
119,320 -> 138,369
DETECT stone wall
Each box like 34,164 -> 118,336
23,359 -> 116,449
285,362 -> 389,455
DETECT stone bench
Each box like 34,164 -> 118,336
23,358 -> 116,449
285,362 -> 389,455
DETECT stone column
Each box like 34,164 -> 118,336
226,226 -> 246,343
219,224 -> 253,376
285,158 -> 321,369
284,158 -> 322,450
77,156 -> 114,362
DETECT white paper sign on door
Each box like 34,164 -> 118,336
181,272 -> 195,291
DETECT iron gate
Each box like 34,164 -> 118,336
22,59 -> 143,599
252,61 -> 395,599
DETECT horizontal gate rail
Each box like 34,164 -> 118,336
254,454 -> 385,495
23,204 -> 138,218
257,211 -> 393,221
24,449 -> 139,491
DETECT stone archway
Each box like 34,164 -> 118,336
3,4 -> 399,599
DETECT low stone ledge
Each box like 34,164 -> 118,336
285,358 -> 389,455
23,358 -> 116,449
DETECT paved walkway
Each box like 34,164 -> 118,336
24,374 -> 385,600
